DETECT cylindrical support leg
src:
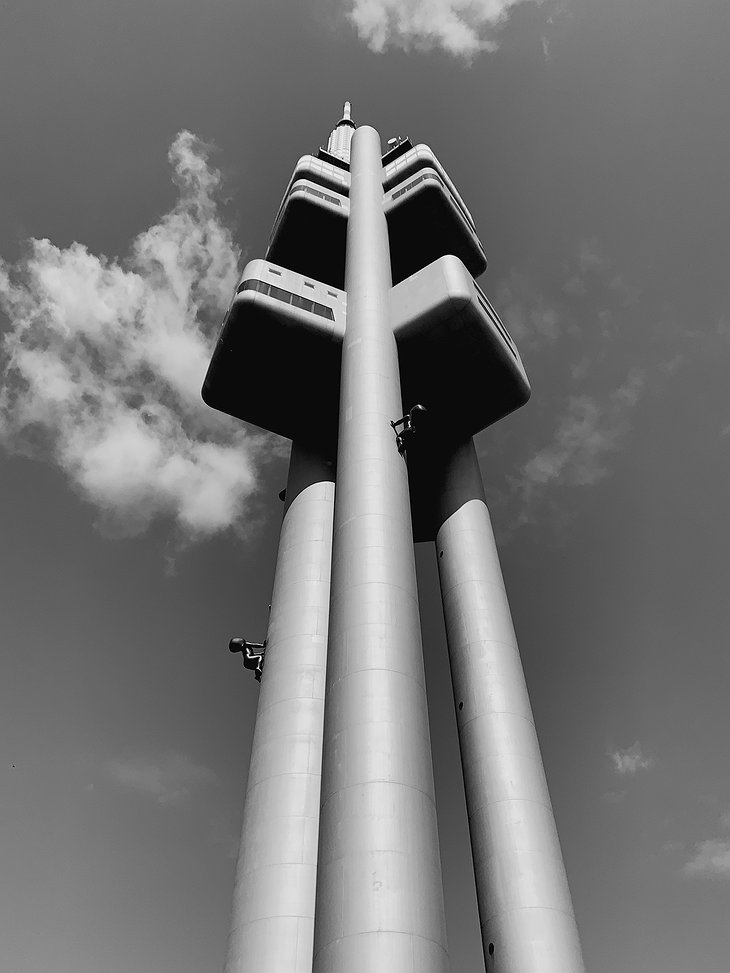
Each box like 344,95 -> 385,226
435,438 -> 585,973
312,127 -> 449,973
226,441 -> 335,973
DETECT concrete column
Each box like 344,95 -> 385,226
226,440 -> 335,973
312,126 -> 449,973
435,438 -> 585,973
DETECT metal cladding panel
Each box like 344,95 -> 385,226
267,181 -> 349,289
314,931 -> 448,973
201,260 -> 345,444
392,255 -> 530,439
232,916 -> 313,973
315,785 -> 448,942
484,910 -> 586,973
385,172 -> 487,282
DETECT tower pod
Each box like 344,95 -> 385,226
386,171 -> 487,283
391,255 -> 531,541
201,259 -> 345,444
392,254 -> 529,437
266,181 -> 349,290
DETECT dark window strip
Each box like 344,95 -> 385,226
236,278 -> 335,321
391,172 -> 440,200
391,172 -> 478,233
476,289 -> 515,350
475,292 -> 517,358
294,166 -> 350,196
270,185 -> 342,243
293,185 -> 342,206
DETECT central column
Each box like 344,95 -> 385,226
312,126 -> 449,973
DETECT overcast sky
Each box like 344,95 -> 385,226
1,1 -> 729,971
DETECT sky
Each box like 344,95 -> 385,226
0,0 -> 729,971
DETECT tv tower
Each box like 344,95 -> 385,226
203,105 -> 586,973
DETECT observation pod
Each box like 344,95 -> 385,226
389,253 -> 530,542
382,142 -> 478,231
392,254 -> 529,439
385,169 -> 487,284
267,182 -> 349,290
383,142 -> 487,283
202,259 -> 345,445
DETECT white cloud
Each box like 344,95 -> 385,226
0,131 -> 275,539
608,742 -> 653,776
681,809 -> 730,880
576,237 -> 605,274
682,839 -> 730,881
346,0 -> 546,59
498,241 -> 641,353
662,840 -> 685,855
559,239 -> 640,311
105,752 -> 218,806
496,269 -> 563,349
562,274 -> 586,297
518,369 -> 644,509
491,254 -> 649,533
603,789 -> 628,804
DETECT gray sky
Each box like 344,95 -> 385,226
1,1 -> 729,971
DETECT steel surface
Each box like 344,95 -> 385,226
225,441 -> 335,973
435,439 -> 585,973
312,126 -> 449,973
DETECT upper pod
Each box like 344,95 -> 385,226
383,142 -> 487,284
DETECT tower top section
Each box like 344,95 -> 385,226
325,102 -> 356,163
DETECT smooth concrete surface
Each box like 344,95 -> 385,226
435,438 -> 585,973
312,126 -> 449,973
225,441 -> 335,973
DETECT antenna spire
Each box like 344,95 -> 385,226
325,101 -> 355,163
